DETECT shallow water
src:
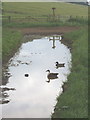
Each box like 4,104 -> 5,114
1,35 -> 71,118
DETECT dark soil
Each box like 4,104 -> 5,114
17,26 -> 80,35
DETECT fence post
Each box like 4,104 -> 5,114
82,16 -> 83,19
8,16 -> 11,23
59,15 -> 60,21
47,15 -> 50,22
70,15 -> 72,19
52,7 -> 56,22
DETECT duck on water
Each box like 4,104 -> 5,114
46,70 -> 58,83
25,74 -> 29,77
55,62 -> 65,69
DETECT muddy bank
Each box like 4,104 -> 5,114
17,26 -> 80,35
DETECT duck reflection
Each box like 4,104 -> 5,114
49,35 -> 62,49
46,70 -> 58,83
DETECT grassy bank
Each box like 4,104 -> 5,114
52,28 -> 88,118
0,26 -> 2,60
3,19 -> 88,28
2,28 -> 23,65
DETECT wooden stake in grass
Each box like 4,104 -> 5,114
52,7 -> 56,22
8,16 -> 11,23
52,7 -> 56,16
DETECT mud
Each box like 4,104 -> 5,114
18,26 -> 80,35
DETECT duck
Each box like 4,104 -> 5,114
46,70 -> 58,83
25,74 -> 29,77
56,62 -> 65,68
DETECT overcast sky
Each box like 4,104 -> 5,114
1,0 -> 88,2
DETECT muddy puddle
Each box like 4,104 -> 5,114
1,35 -> 71,118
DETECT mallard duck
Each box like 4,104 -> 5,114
25,74 -> 29,77
56,62 -> 65,68
46,70 -> 58,83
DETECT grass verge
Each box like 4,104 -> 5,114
2,28 -> 23,65
52,28 -> 88,118
2,18 -> 88,28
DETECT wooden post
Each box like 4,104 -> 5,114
52,7 -> 56,22
47,15 -> 50,22
8,16 -> 11,23
70,15 -> 72,19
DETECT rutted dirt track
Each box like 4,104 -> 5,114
18,26 -> 80,35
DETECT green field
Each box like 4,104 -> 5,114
2,2 -> 88,17
2,2 -> 88,28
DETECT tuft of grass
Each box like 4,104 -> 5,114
52,28 -> 88,118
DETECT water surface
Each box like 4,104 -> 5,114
1,35 -> 71,118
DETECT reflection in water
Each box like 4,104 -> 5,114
1,35 -> 71,118
49,35 -> 62,49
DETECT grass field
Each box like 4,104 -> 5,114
2,2 -> 88,28
52,28 -> 88,118
2,2 -> 88,17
